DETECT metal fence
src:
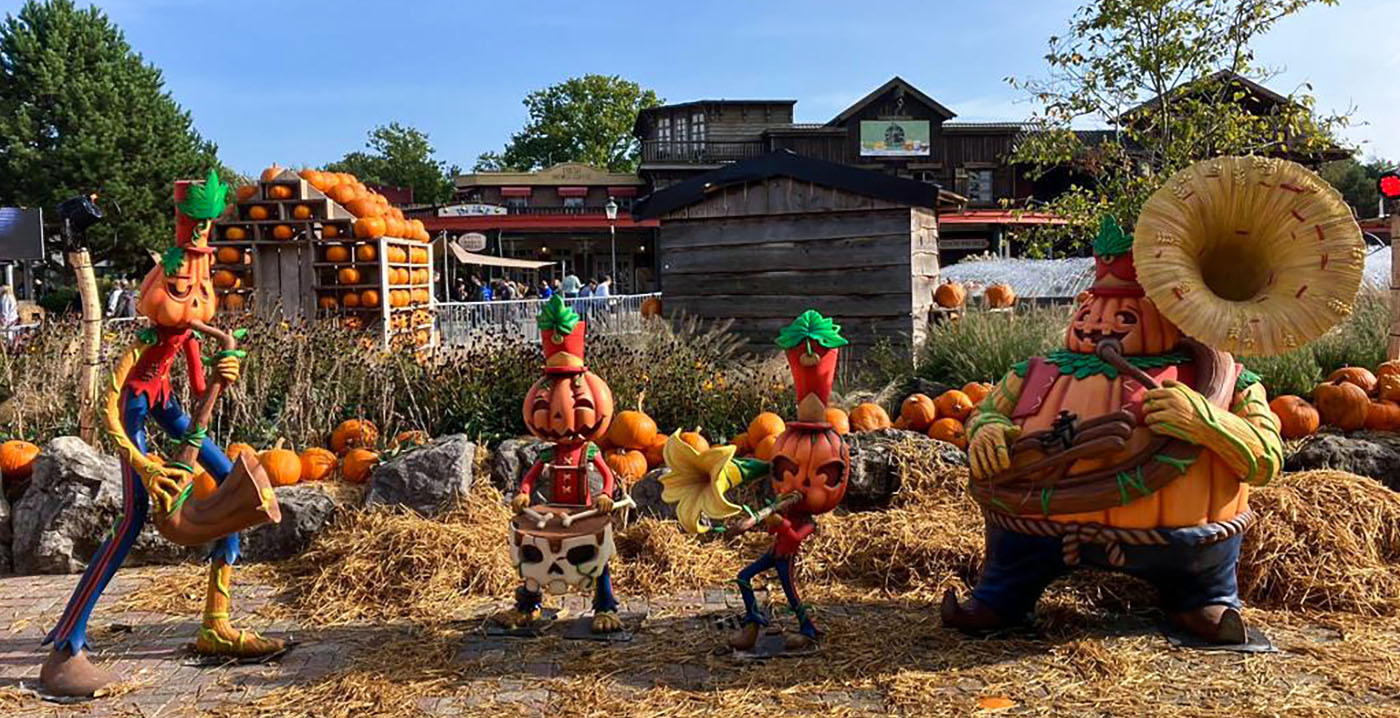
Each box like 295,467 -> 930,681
436,293 -> 659,346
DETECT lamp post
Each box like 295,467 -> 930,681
605,197 -> 618,287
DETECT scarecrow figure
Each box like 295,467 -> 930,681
661,310 -> 851,652
41,171 -> 284,698
497,295 -> 626,634
941,179 -> 1364,645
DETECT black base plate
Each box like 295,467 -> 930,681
1161,623 -> 1275,653
558,612 -> 644,642
182,640 -> 297,667
484,608 -> 563,638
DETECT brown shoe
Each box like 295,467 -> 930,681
40,647 -> 118,698
1169,605 -> 1247,645
783,633 -> 816,651
728,622 -> 760,651
940,589 -> 1014,633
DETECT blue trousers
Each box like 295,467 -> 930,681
44,390 -> 239,654
737,552 -> 816,638
514,564 -> 619,615
971,523 -> 1244,623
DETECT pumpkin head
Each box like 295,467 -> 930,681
138,173 -> 229,328
1269,395 -> 1320,439
341,448 -> 379,484
1314,380 -> 1368,432
770,423 -> 849,516
523,371 -> 615,445
299,447 -> 338,481
1064,293 -> 1180,355
0,440 -> 40,481
898,394 -> 938,431
848,403 -> 892,432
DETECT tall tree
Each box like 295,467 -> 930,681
1319,156 -> 1389,221
1009,0 -> 1350,255
0,0 -> 222,275
478,75 -> 661,173
325,122 -> 458,205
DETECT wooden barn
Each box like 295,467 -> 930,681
634,151 -> 963,355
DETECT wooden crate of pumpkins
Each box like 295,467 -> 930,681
213,164 -> 437,351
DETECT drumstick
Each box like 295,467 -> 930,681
561,495 -> 636,528
519,507 -> 551,530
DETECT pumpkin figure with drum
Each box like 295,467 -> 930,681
944,157 -> 1363,646
41,171 -> 284,698
498,295 -> 631,634
660,310 -> 851,653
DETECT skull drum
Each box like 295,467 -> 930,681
510,505 -> 616,595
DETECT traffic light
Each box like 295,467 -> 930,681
1380,169 -> 1400,201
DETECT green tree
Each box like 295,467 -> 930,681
0,0 -> 222,275
1319,156 -> 1389,220
1010,0 -> 1350,255
479,74 -> 661,173
325,122 -> 458,205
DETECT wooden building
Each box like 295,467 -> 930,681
635,151 -> 963,355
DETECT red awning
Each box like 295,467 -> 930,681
557,186 -> 588,198
500,187 -> 532,198
938,210 -> 1066,226
607,186 -> 638,198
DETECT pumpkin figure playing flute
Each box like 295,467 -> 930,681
661,310 -> 850,653
944,163 -> 1362,648
41,171 -> 284,698
497,296 -> 628,635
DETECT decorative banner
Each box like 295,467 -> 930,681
437,203 -> 508,217
859,120 -> 931,157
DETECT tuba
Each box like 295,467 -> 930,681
1133,155 -> 1365,356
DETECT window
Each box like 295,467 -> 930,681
562,196 -> 584,209
964,169 -> 994,204
690,111 -> 705,142
656,116 -> 671,142
675,116 -> 688,150
504,196 -> 528,210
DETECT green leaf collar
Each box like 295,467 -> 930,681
536,295 -> 580,335
1043,349 -> 1188,380
178,169 -> 230,221
775,310 -> 849,352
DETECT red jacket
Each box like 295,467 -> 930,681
126,328 -> 205,406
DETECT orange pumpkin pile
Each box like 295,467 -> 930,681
1265,361 -> 1400,437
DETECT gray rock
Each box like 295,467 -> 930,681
490,437 -> 548,492
241,484 -> 345,562
0,490 -> 11,574
13,436 -> 199,575
845,428 -> 967,509
629,468 -> 676,522
1285,431 -> 1400,490
366,435 -> 477,516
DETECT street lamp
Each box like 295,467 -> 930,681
604,197 -> 618,288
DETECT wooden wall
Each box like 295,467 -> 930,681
658,178 -> 939,356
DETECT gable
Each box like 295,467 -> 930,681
828,76 -> 956,126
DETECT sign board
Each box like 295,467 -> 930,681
457,232 -> 488,252
859,120 -> 931,157
437,203 -> 507,217
940,237 -> 990,251
0,207 -> 44,261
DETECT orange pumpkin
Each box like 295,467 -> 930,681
385,218 -> 406,238
234,185 -> 258,202
226,443 -> 256,463
824,407 -> 850,435
642,434 -> 668,468
212,269 -> 239,289
606,405 -> 658,450
360,289 -> 381,307
1065,293 -> 1180,355
849,403 -> 892,432
343,291 -> 361,309
1326,367 -> 1377,395
747,412 -> 787,447
1314,380 -> 1370,432
298,447 -> 338,481
927,418 -> 968,449
934,281 -> 966,308
248,206 -> 270,220
328,184 -> 357,205
259,442 -> 302,487
1379,373 -> 1400,402
318,295 -> 338,310
770,424 -> 849,515
523,372 -> 615,445
0,440 -> 40,481
640,297 -> 662,318
984,283 -> 1016,308
326,245 -> 351,263
390,289 -> 409,307
391,430 -> 430,449
267,184 -> 293,200
355,217 -> 386,239
346,198 -> 380,218
678,428 -> 710,452
223,226 -> 247,241
605,449 -> 648,482
330,419 -> 379,455
292,204 -> 313,220
338,267 -> 362,285
962,382 -> 993,405
271,224 -> 295,241
387,246 -> 408,263
260,164 -> 284,182
1269,395 -> 1320,439
731,432 -> 752,455
899,394 -> 938,431
1365,400 -> 1400,432
753,433 -> 779,461
341,448 -> 379,484
323,224 -> 343,239
215,246 -> 242,264
935,389 -> 975,422
221,293 -> 246,311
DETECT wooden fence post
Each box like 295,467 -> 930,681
1389,212 -> 1400,361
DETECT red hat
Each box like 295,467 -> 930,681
537,296 -> 587,375
1089,215 -> 1143,297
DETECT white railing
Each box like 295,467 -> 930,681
437,293 -> 659,345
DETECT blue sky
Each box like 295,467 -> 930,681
68,0 -> 1400,175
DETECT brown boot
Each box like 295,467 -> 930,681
783,632 -> 816,651
728,622 -> 760,651
1169,604 -> 1247,645
193,562 -> 285,659
940,589 -> 1014,633
39,647 -> 118,698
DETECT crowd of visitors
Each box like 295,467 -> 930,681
450,273 -> 613,303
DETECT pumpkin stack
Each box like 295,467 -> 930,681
214,164 -> 437,351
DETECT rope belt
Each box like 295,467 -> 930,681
983,510 -> 1257,568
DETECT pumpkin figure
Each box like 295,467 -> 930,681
944,209 -> 1302,647
498,296 -> 627,636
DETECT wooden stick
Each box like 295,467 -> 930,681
68,249 -> 102,446
1389,212 -> 1400,361
172,320 -> 236,468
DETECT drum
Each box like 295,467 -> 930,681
509,504 -> 616,595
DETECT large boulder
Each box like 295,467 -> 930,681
366,435 -> 477,516
13,437 -> 199,574
489,438 -> 548,492
0,491 -> 11,574
845,428 -> 967,509
1285,431 -> 1400,490
241,483 -> 350,562
629,468 -> 676,522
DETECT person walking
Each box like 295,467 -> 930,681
561,271 -> 582,298
106,280 -> 124,317
0,285 -> 18,329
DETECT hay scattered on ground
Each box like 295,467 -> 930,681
1242,469 -> 1400,615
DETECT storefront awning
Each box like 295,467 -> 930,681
500,187 -> 532,198
449,244 -> 557,269
606,186 -> 638,198
557,186 -> 588,198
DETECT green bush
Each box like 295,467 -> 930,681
914,303 -> 1070,387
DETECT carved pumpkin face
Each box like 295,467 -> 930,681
137,240 -> 217,329
770,424 -> 849,516
522,371 -> 614,445
1064,293 -> 1180,355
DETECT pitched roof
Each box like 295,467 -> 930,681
828,76 -> 956,125
633,150 -> 963,219
1115,70 -> 1292,124
632,99 -> 796,137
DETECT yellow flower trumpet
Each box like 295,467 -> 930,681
658,431 -> 770,534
